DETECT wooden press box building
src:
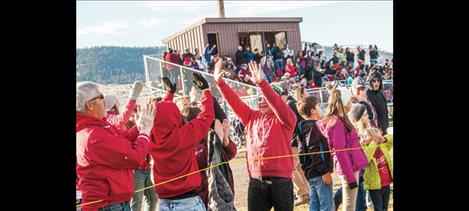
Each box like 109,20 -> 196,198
162,17 -> 303,59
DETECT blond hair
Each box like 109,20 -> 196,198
293,86 -> 307,101
350,110 -> 382,142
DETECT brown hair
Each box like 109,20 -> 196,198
180,105 -> 201,124
324,86 -> 354,132
297,96 -> 319,119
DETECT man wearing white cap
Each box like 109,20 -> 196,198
104,81 -> 143,131
76,81 -> 156,211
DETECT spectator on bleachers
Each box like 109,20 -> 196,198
273,43 -> 284,71
357,46 -> 366,63
346,47 -> 355,69
204,44 -> 217,68
369,45 -> 379,66
253,48 -> 262,64
245,46 -> 254,63
285,58 -> 297,79
260,56 -> 276,83
284,43 -> 294,61
236,45 -> 247,68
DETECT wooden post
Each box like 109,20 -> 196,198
217,0 -> 225,18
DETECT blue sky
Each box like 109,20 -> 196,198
77,1 -> 393,52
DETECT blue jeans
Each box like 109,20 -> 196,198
98,201 -> 131,211
370,59 -> 378,65
369,186 -> 391,211
307,176 -> 334,211
159,196 -> 206,211
333,177 -> 367,211
131,168 -> 158,211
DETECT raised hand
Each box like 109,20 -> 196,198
192,72 -> 209,90
130,80 -> 144,100
162,77 -> 176,94
136,103 -> 157,136
213,59 -> 223,83
222,119 -> 230,146
247,61 -> 265,84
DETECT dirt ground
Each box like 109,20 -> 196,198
230,149 -> 393,211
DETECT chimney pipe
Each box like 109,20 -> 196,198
217,0 -> 225,18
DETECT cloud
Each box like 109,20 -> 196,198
138,18 -> 163,28
143,1 -> 214,12
77,21 -> 131,36
225,1 -> 337,17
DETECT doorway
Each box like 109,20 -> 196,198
207,33 -> 220,55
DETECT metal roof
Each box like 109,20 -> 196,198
162,17 -> 303,42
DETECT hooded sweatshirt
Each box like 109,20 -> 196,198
216,79 -> 297,179
317,117 -> 368,184
105,99 -> 136,131
296,120 -> 333,179
150,90 -> 214,199
367,72 -> 389,134
76,113 -> 150,211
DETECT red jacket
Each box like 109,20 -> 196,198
216,79 -> 296,179
150,90 -> 214,199
76,112 -> 151,211
105,99 -> 136,131
285,64 -> 296,77
195,138 -> 237,207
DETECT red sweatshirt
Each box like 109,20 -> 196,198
76,113 -> 150,211
216,79 -> 296,179
105,99 -> 136,131
150,90 -> 214,199
285,64 -> 296,78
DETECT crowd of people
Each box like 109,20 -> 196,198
162,42 -> 393,95
77,48 -> 393,210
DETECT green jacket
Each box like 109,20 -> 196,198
362,134 -> 393,190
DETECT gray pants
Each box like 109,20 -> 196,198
131,169 -> 158,211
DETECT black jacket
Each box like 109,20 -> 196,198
358,50 -> 366,61
295,120 -> 333,179
312,70 -> 323,87
254,53 -> 262,64
287,96 -> 304,147
346,51 -> 355,62
369,50 -> 379,60
367,72 -> 389,134
235,50 -> 246,66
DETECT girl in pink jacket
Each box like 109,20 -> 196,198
317,84 -> 368,211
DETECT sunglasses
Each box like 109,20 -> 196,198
89,94 -> 104,102
371,79 -> 380,83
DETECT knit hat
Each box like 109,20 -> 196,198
350,103 -> 366,122
104,94 -> 119,111
270,82 -> 283,95
337,87 -> 352,106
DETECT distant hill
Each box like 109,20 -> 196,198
76,46 -> 164,84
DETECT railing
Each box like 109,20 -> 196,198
143,55 -> 261,120
143,55 -> 392,122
